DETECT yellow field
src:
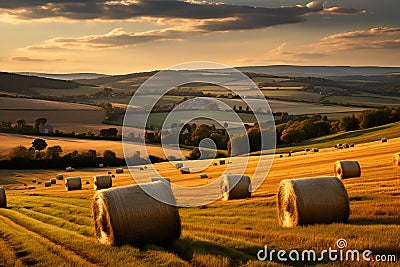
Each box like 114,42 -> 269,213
0,133 -> 190,158
0,138 -> 399,266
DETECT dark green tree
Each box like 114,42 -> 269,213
31,138 -> 48,152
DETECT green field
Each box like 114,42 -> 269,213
275,121 -> 400,154
326,94 -> 400,107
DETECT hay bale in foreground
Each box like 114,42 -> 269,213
92,181 -> 181,246
66,167 -> 75,172
56,174 -> 64,180
334,160 -> 361,179
277,176 -> 350,227
393,153 -> 400,167
44,181 -> 51,187
151,177 -> 171,183
220,174 -> 251,201
65,177 -> 82,191
180,167 -> 190,174
175,163 -> 183,169
0,187 -> 6,208
50,178 -> 56,184
116,168 -> 124,174
200,174 -> 208,179
94,175 -> 112,190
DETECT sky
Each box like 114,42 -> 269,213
0,0 -> 399,74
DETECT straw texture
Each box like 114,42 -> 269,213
65,177 -> 82,191
92,181 -> 181,246
393,153 -> 400,167
94,175 -> 113,190
0,187 -> 6,208
220,174 -> 251,201
277,176 -> 350,227
334,160 -> 361,179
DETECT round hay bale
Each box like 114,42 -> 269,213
279,155 -> 283,158
200,174 -> 208,179
139,167 -> 144,171
116,168 -> 124,174
99,164 -> 104,168
111,175 -> 115,178
44,181 -> 51,187
23,183 -> 27,186
213,163 -> 218,166
277,176 -> 350,227
312,148 -> 319,153
220,174 -> 251,201
175,163 -> 183,169
343,144 -> 350,148
31,179 -> 37,183
151,177 -> 171,183
305,148 -> 311,152
50,178 -> 56,185
66,167 -> 75,172
38,182 -> 42,185
180,167 -> 190,174
107,171 -> 112,175
0,187 -> 6,208
350,144 -> 355,148
56,174 -> 64,180
381,138 -> 388,143
94,175 -> 113,190
27,186 -> 36,190
65,177 -> 82,191
334,160 -> 361,179
219,159 -> 226,165
393,153 -> 400,167
92,181 -> 181,246
86,181 -> 90,185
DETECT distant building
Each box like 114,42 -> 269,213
39,125 -> 53,134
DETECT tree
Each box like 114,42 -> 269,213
100,128 -> 118,138
15,119 -> 26,128
103,150 -> 116,160
45,145 -> 63,159
31,138 -> 48,152
339,114 -> 360,131
8,146 -> 33,160
281,128 -> 306,145
192,124 -> 212,146
34,117 -> 47,130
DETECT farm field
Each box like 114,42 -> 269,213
0,138 -> 399,266
0,133 -> 190,159
0,97 -> 118,134
326,95 -> 400,107
275,121 -> 400,154
34,86 -> 106,97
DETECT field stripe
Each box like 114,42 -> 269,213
0,215 -> 97,267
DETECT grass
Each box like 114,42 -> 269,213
275,121 -> 400,154
0,136 -> 399,266
326,94 -> 400,108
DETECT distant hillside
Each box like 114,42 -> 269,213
17,72 -> 108,81
74,71 -> 157,86
236,65 -> 400,77
0,72 -> 80,95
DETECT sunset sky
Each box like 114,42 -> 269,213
0,0 -> 399,74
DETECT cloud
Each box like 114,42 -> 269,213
318,27 -> 400,50
0,1 -> 365,32
25,27 -> 196,50
10,56 -> 65,62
